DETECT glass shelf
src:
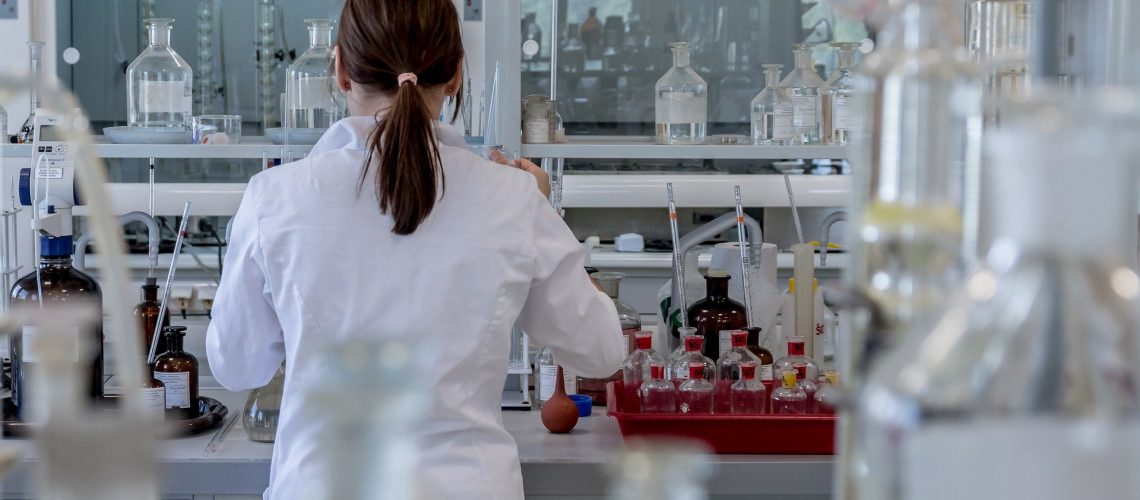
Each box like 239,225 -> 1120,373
520,136 -> 848,160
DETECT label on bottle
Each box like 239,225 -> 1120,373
154,371 -> 191,408
142,386 -> 166,418
524,119 -> 550,144
791,95 -> 819,128
761,363 -> 774,381
21,326 -> 81,363
833,95 -> 856,132
773,104 -> 794,139
718,330 -> 733,357
538,364 -> 558,402
900,419 -> 1140,500
139,80 -> 191,114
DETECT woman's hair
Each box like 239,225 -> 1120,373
338,0 -> 465,235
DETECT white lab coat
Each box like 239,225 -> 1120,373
206,116 -> 625,500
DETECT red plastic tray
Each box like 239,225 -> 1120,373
605,381 -> 836,454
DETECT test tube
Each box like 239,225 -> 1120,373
667,183 -> 688,329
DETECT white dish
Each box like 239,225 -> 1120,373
103,126 -> 192,145
266,127 -> 326,145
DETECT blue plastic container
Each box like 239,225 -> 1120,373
568,394 -> 592,417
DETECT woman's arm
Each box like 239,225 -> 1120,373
205,176 -> 286,390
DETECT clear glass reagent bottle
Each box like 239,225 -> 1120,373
127,18 -> 194,129
780,43 -> 825,144
285,19 -> 342,130
823,42 -> 861,145
654,42 -> 708,145
751,64 -> 795,145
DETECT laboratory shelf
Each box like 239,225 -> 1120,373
562,173 -> 851,208
520,136 -> 849,160
1,137 -> 313,159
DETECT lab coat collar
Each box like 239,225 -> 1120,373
310,116 -> 469,157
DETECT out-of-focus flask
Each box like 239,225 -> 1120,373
622,332 -> 664,412
606,438 -> 712,500
774,336 -> 818,384
852,90 -> 1140,500
134,277 -> 170,357
285,19 -> 342,131
535,346 -> 577,407
751,64 -> 795,145
967,0 -> 1033,98
715,330 -> 760,413
16,41 -> 44,144
127,18 -> 194,129
669,335 -> 715,389
152,326 -> 199,420
770,369 -> 807,415
814,370 -> 840,415
639,362 -> 677,414
730,361 -> 766,414
677,363 -> 713,414
780,44 -> 825,145
243,364 -> 284,442
823,42 -> 860,145
655,42 -> 707,145
579,272 -> 640,405
687,269 -> 747,361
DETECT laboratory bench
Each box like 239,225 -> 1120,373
0,387 -> 832,499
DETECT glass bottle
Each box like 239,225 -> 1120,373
127,18 -> 194,129
244,364 -> 284,442
16,41 -> 44,144
639,362 -> 677,414
134,277 -> 170,357
654,42 -> 707,145
770,369 -> 807,415
285,19 -> 342,131
745,327 -> 775,382
666,326 -> 698,371
751,64 -> 795,145
852,90 -> 1140,500
780,43 -> 825,145
822,42 -> 860,145
687,269 -> 747,361
8,237 -> 104,422
715,330 -> 760,413
794,363 -> 818,413
142,369 -> 167,421
579,272 -> 641,405
668,335 -> 715,390
152,326 -> 199,420
814,370 -> 839,415
621,332 -> 665,412
774,336 -> 819,384
730,361 -> 766,414
535,346 -> 577,407
677,363 -> 713,414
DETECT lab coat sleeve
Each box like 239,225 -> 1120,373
206,175 -> 286,390
515,190 -> 625,379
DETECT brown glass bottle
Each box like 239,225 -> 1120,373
152,326 -> 199,420
134,277 -> 170,357
745,327 -> 776,381
9,245 -> 104,422
686,271 -> 747,361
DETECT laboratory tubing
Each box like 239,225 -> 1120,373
774,336 -> 819,384
285,19 -> 342,131
621,331 -> 665,413
244,365 -> 285,442
814,370 -> 840,415
770,370 -> 807,415
687,269 -> 747,361
823,42 -> 861,145
780,44 -> 825,144
730,362 -> 766,414
134,277 -> 170,356
128,18 -> 194,129
668,335 -> 716,390
677,363 -> 714,414
16,41 -> 44,143
639,362 -> 677,414
794,363 -> 818,413
579,272 -> 641,405
655,42 -> 708,145
715,330 -> 761,413
152,325 -> 200,420
751,64 -> 795,145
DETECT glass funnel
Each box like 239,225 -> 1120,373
780,44 -> 825,145
285,19 -> 342,131
655,42 -> 708,145
823,43 -> 861,145
243,364 -> 285,442
852,89 -> 1140,500
750,64 -> 795,145
127,18 -> 194,129
16,41 -> 44,144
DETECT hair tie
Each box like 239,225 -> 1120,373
397,73 -> 418,86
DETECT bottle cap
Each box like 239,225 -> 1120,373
793,363 -> 807,381
683,335 -> 703,352
163,325 -> 188,338
706,268 -> 729,279
649,362 -> 665,379
781,370 -> 797,388
40,235 -> 73,257
787,336 -> 806,356
635,331 -> 653,350
731,330 -> 748,348
688,362 -> 705,380
739,361 -> 757,380
144,276 -> 158,287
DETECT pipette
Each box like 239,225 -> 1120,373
666,183 -> 688,328
784,174 -> 805,244
203,411 -> 240,457
733,186 -> 754,329
147,202 -> 191,364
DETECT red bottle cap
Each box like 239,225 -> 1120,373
635,332 -> 653,350
649,362 -> 665,379
731,330 -> 748,348
787,336 -> 806,356
794,363 -> 807,380
739,361 -> 757,380
683,335 -> 704,352
688,362 -> 705,380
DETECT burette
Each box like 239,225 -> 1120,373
734,186 -> 754,329
147,202 -> 192,364
666,183 -> 687,328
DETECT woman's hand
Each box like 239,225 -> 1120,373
491,150 -> 551,198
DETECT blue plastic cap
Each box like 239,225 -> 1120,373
568,394 -> 593,417
40,235 -> 74,257
18,168 -> 31,206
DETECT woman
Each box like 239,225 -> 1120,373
205,1 -> 625,498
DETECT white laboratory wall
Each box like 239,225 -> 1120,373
456,0 -> 487,134
0,0 -> 57,137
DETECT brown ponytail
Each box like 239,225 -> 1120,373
337,0 -> 465,235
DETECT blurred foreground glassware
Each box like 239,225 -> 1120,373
127,19 -> 194,129
655,42 -> 707,145
285,19 -> 341,131
823,42 -> 861,145
607,438 -> 712,500
852,89 -> 1140,500
243,364 -> 284,442
967,0 -> 1033,98
16,41 -> 44,143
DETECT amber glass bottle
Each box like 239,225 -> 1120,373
745,327 -> 776,381
686,270 -> 747,361
152,326 -> 199,420
9,237 -> 104,422
134,277 -> 170,356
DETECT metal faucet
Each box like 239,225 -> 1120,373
73,211 -> 161,274
819,211 -> 847,267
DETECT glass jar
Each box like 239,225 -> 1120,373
578,272 -> 640,405
243,365 -> 285,442
751,64 -> 795,145
780,43 -> 825,145
285,19 -> 342,131
127,18 -> 193,129
654,42 -> 707,145
522,95 -> 555,144
823,42 -> 861,145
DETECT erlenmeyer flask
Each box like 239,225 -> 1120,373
243,364 -> 285,442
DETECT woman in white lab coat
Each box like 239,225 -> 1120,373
205,1 -> 625,498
